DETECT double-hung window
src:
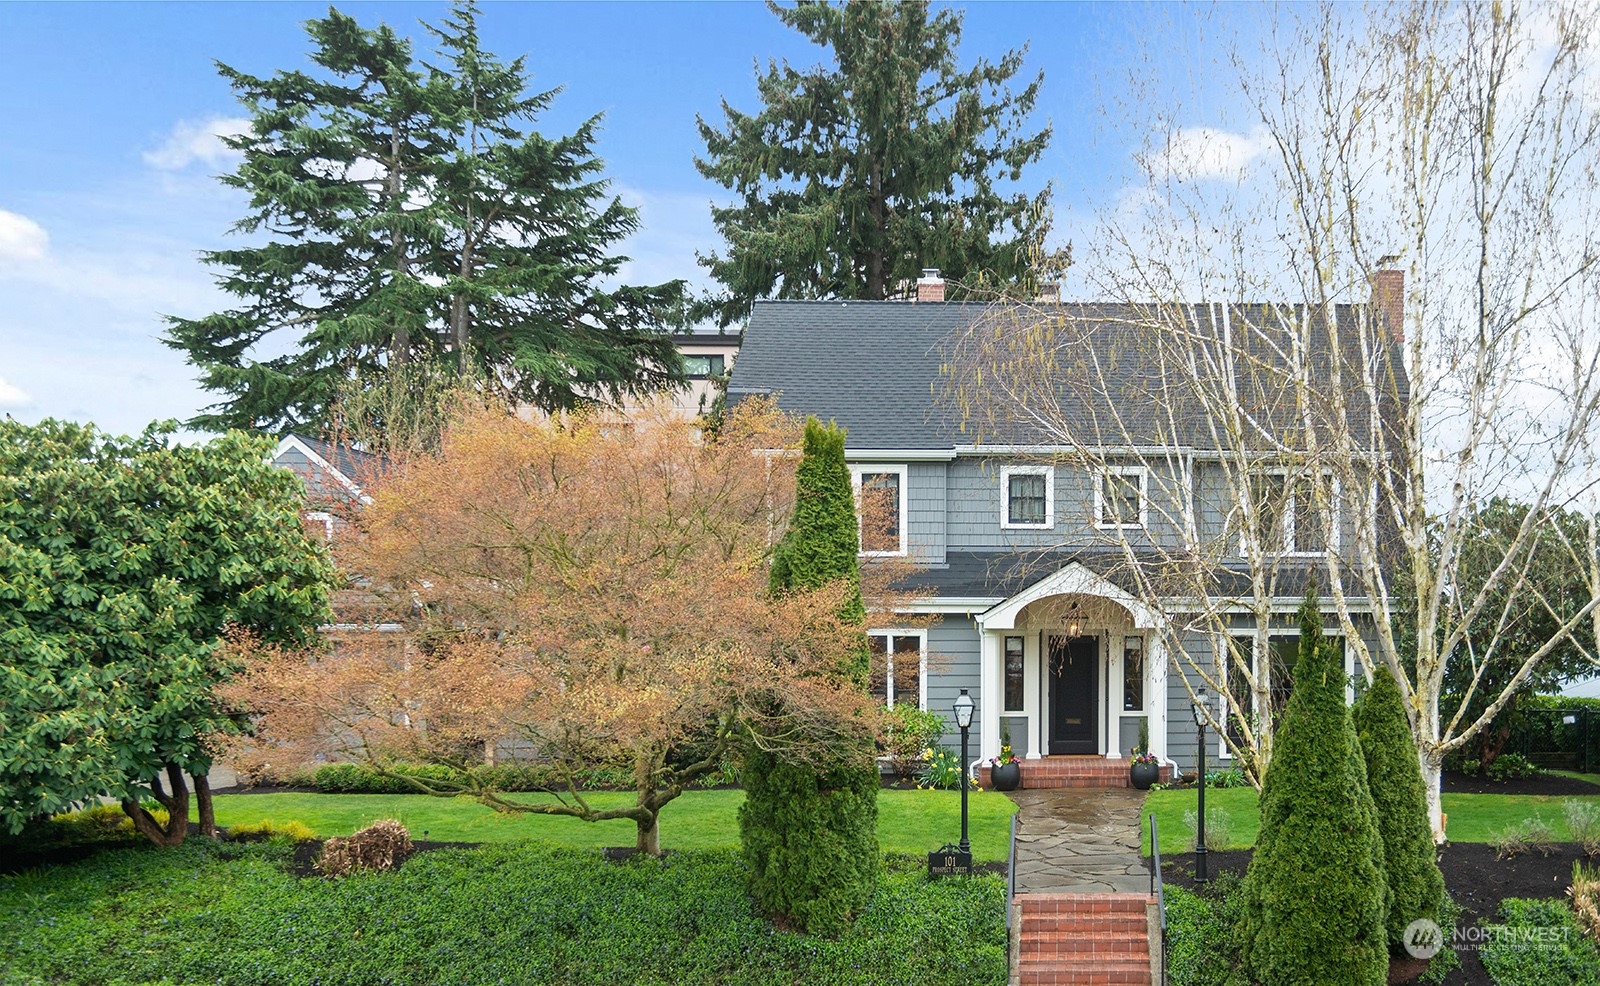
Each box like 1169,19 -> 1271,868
850,465 -> 908,556
1221,630 -> 1348,758
868,630 -> 926,709
1095,466 -> 1147,529
1245,470 -> 1337,555
1000,465 -> 1053,528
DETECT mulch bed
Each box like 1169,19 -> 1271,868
1441,771 -> 1600,796
1158,842 -> 1597,986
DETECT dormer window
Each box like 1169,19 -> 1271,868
1095,466 -> 1147,529
850,464 -> 908,556
1000,465 -> 1054,528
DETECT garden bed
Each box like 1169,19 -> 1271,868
1443,772 -> 1600,797
1158,843 -> 1599,986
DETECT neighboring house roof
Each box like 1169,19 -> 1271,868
273,434 -> 378,505
728,299 -> 1403,452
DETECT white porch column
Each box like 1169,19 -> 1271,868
1025,633 -> 1043,759
978,625 -> 1001,763
1104,632 -> 1121,759
1148,634 -> 1170,762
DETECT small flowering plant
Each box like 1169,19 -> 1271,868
987,744 -> 1021,767
1130,747 -> 1160,766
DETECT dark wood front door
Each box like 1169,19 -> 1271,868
1048,635 -> 1099,755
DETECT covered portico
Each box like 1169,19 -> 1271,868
974,562 -> 1168,766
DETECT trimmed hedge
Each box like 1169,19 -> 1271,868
1354,667 -> 1447,948
310,761 -> 637,794
1166,878 -> 1250,986
1480,898 -> 1600,986
0,840 -> 1005,985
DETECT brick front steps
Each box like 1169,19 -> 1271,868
979,756 -> 1174,790
1013,893 -> 1157,986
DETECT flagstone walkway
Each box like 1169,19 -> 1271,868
1008,787 -> 1152,894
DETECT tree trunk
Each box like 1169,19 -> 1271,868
193,773 -> 216,838
866,158 -> 885,299
389,123 -> 410,365
122,762 -> 192,847
1421,749 -> 1445,844
635,812 -> 660,856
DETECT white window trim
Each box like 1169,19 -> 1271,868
1000,465 -> 1055,529
1094,465 -> 1148,530
868,628 -> 928,709
850,464 -> 909,557
1217,626 -> 1354,759
1239,469 -> 1342,557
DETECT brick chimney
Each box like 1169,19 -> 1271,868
1370,259 -> 1404,342
915,268 -> 945,303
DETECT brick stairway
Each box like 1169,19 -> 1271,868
1014,893 -> 1157,985
979,756 -> 1173,789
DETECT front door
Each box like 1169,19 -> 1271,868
1048,634 -> 1099,755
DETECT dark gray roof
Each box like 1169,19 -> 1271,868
289,434 -> 380,489
727,300 -> 981,449
728,299 -> 1403,452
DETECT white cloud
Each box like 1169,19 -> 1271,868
1145,126 -> 1272,182
0,208 -> 49,264
143,116 -> 251,171
0,375 -> 33,408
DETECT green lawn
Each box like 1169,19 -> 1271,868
1141,787 -> 1600,855
212,787 -> 1018,861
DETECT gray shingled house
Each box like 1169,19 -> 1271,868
727,271 -> 1401,785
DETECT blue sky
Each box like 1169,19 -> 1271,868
0,1 -> 1241,436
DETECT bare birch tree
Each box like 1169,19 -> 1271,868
946,2 -> 1600,835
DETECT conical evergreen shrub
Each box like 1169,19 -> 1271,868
741,418 -> 879,935
1355,666 -> 1446,948
1240,596 -> 1389,985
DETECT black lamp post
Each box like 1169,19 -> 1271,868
1193,685 -> 1209,883
954,689 -> 975,855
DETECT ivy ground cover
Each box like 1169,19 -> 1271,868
0,840 -> 1007,986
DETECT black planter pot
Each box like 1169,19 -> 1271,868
1129,760 -> 1161,791
991,761 -> 1022,792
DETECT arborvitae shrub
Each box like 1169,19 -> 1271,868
739,744 -> 880,935
1240,596 -> 1389,985
1354,666 -> 1447,948
741,418 -> 879,935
